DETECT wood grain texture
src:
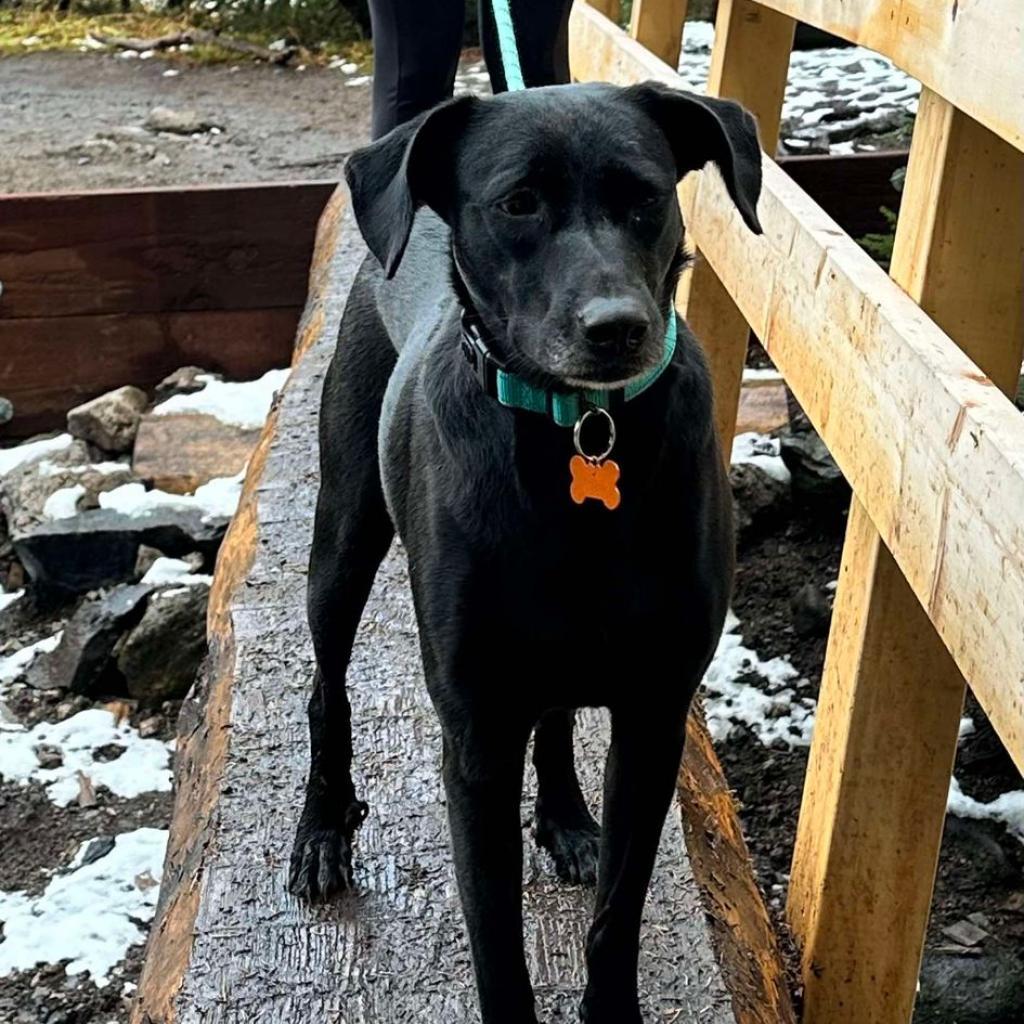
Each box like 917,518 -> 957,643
679,710 -> 798,1024
0,308 -> 298,440
788,88 -> 1024,1023
0,183 -> 335,319
569,1 -> 1024,775
131,188 -> 752,1022
748,0 -> 1024,152
0,182 -> 334,439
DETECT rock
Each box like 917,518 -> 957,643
132,411 -> 260,494
942,919 -> 989,947
25,584 -> 152,694
133,544 -> 165,580
779,425 -> 850,506
76,772 -> 97,808
67,386 -> 148,454
34,743 -> 63,769
154,366 -> 209,399
13,507 -> 227,597
730,462 -> 790,538
791,582 -> 832,638
736,379 -> 789,436
0,396 -> 12,425
80,835 -> 116,866
54,696 -> 88,720
145,107 -> 220,135
0,438 -> 134,536
137,714 -> 164,738
117,583 -> 209,703
916,947 -> 1024,1023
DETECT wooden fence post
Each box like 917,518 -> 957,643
678,0 -> 795,447
629,0 -> 689,69
787,87 -> 1024,1024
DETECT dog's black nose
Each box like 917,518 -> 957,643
578,297 -> 651,353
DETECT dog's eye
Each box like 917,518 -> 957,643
498,190 -> 540,217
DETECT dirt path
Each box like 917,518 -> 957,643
0,51 -> 372,194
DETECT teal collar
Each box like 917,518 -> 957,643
460,311 -> 677,429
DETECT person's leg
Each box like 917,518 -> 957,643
368,0 -> 466,139
479,0 -> 573,92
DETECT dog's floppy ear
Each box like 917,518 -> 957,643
626,82 -> 763,235
344,96 -> 477,278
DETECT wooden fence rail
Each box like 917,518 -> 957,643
571,2 -> 1024,1022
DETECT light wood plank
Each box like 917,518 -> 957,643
751,0 -> 1024,152
788,87 -> 1024,1023
568,5 -> 1024,771
677,0 -> 795,448
629,0 -> 688,69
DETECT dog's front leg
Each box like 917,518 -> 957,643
442,720 -> 538,1024
580,708 -> 689,1024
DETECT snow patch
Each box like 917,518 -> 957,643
0,827 -> 168,986
0,434 -> 74,477
0,632 -> 63,688
141,557 -> 212,588
948,777 -> 1024,844
98,469 -> 244,522
38,459 -> 128,478
42,483 -> 86,520
0,708 -> 172,805
0,590 -> 24,615
731,432 -> 791,484
677,27 -> 919,154
701,614 -> 814,747
152,368 -> 288,429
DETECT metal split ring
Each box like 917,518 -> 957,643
573,406 -> 617,463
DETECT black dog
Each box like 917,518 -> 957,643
290,81 -> 762,1023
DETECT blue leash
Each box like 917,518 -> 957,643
490,0 -> 526,91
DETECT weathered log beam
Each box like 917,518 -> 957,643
132,186 -> 791,1023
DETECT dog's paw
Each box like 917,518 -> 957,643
288,801 -> 368,903
535,816 -> 600,887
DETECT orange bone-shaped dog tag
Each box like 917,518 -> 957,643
569,455 -> 621,510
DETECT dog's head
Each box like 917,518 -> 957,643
345,82 -> 762,389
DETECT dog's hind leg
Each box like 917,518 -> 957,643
580,706 -> 689,1024
532,708 -> 600,886
289,288 -> 396,903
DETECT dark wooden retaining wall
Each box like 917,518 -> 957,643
0,181 -> 335,439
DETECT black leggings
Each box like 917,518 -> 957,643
368,0 -> 574,138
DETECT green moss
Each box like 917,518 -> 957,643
0,6 -> 365,64
857,206 -> 898,271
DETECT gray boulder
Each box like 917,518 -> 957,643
154,366 -> 210,399
145,107 -> 221,136
26,584 -> 153,693
779,426 -> 850,506
67,386 -> 148,454
117,583 -> 209,702
13,507 -> 227,597
0,396 -> 12,426
0,439 -> 134,535
791,582 -> 832,638
730,462 -> 790,539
